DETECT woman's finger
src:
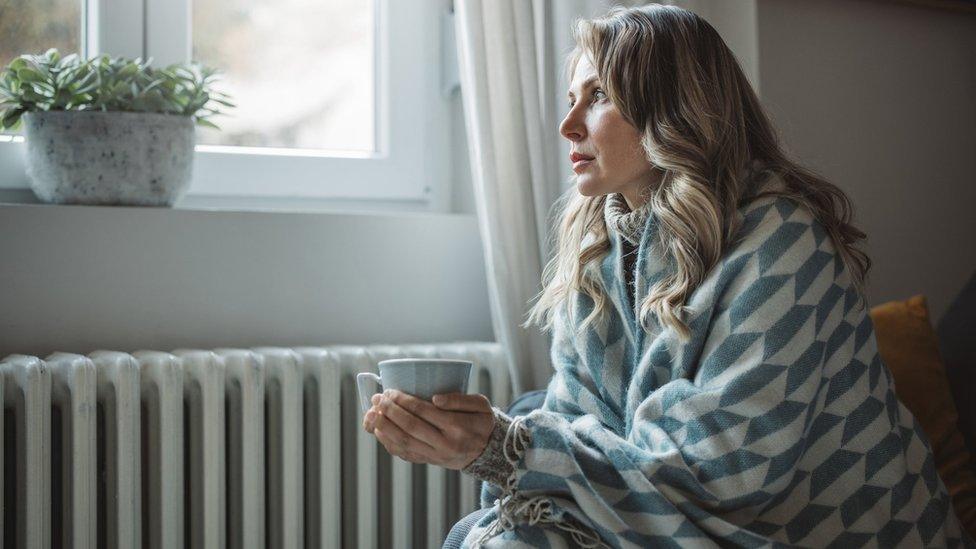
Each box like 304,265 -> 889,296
375,424 -> 435,464
384,390 -> 456,431
401,449 -> 430,464
374,426 -> 404,456
379,394 -> 447,449
363,409 -> 379,433
431,392 -> 492,413
373,410 -> 437,458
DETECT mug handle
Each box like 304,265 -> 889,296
357,372 -> 382,415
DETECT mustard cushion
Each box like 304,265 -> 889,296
870,294 -> 976,538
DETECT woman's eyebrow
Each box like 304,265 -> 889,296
567,77 -> 601,98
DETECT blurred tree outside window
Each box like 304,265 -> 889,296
0,0 -> 83,135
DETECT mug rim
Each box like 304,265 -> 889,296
378,358 -> 472,366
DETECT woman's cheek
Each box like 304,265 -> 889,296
588,112 -> 609,137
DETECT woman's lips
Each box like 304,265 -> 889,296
572,159 -> 593,173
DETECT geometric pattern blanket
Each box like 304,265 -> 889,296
463,191 -> 974,548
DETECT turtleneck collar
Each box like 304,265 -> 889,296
604,192 -> 651,246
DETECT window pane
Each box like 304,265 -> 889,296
0,0 -> 82,67
192,0 -> 374,152
0,0 -> 82,134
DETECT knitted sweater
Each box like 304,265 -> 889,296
461,179 -> 973,547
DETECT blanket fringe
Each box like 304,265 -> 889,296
474,416 -> 609,548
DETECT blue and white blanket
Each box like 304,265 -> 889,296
463,191 -> 973,547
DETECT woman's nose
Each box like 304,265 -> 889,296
559,110 -> 585,142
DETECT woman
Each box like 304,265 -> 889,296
363,4 -> 972,547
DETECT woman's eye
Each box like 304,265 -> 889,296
567,89 -> 606,108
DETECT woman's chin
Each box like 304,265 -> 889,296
576,177 -> 606,198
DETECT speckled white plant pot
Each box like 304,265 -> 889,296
22,110 -> 195,206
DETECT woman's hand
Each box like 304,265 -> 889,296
362,389 -> 495,470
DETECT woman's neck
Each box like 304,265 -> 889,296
619,169 -> 664,209
620,190 -> 648,211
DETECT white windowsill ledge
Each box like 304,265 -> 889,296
0,188 -> 454,217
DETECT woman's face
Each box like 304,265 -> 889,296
559,54 -> 658,209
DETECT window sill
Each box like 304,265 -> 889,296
0,188 -> 454,217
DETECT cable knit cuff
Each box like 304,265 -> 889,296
461,406 -> 514,486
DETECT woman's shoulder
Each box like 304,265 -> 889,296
703,179 -> 850,318
732,178 -> 830,257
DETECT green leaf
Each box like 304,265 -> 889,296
1,107 -> 25,129
16,67 -> 45,83
23,57 -> 51,80
21,87 -> 48,102
29,81 -> 56,95
54,88 -> 73,105
195,118 -> 219,129
118,62 -> 138,79
64,93 -> 94,109
60,53 -> 80,67
141,78 -> 166,95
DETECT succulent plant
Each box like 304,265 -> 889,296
0,48 -> 235,130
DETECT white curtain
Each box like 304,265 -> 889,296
454,0 -> 629,394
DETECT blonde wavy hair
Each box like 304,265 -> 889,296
523,4 -> 871,341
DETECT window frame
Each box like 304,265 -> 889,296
0,0 -> 457,212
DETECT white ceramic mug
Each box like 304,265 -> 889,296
356,358 -> 472,414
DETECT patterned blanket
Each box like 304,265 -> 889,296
463,191 -> 973,547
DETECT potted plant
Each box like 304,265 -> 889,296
0,48 -> 234,206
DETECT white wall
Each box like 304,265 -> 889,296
0,203 -> 492,358
670,0 -> 759,91
756,0 -> 976,321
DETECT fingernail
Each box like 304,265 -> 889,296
433,395 -> 444,405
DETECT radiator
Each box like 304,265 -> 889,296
0,342 -> 513,549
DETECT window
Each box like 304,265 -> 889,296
0,0 -> 82,69
0,0 -> 83,135
0,0 -> 458,210
192,0 -> 374,152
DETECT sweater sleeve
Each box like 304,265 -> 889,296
476,215 -> 858,547
461,407 -> 514,486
